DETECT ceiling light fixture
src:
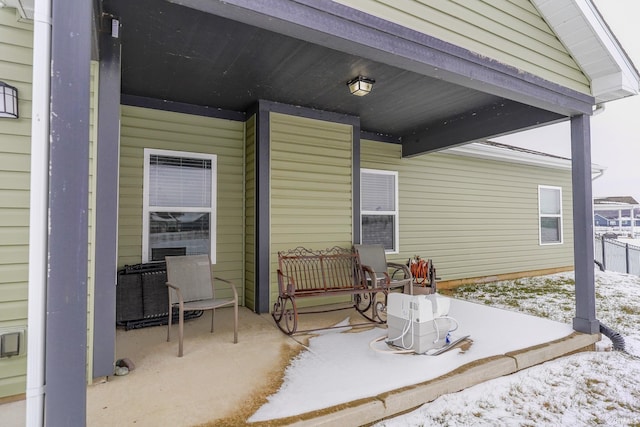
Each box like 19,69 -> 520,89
347,76 -> 375,96
0,81 -> 18,119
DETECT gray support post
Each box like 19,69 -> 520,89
92,20 -> 122,378
601,237 -> 606,271
352,124 -> 361,244
46,0 -> 92,424
255,103 -> 271,313
570,114 -> 599,334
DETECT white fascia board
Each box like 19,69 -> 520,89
444,142 -> 605,176
591,71 -> 639,103
574,0 -> 639,101
532,0 -> 639,103
445,143 -> 571,169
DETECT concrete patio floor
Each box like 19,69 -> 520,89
1,301 -> 599,427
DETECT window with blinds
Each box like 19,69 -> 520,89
361,169 -> 399,252
143,149 -> 217,263
538,185 -> 563,245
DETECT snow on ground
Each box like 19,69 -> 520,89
376,270 -> 640,426
249,299 -> 573,421
249,270 -> 640,425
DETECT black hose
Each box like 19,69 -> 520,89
594,259 -> 605,272
599,322 -> 625,352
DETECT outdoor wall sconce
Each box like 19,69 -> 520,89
347,76 -> 375,96
0,81 -> 18,119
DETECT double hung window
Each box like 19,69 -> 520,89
538,185 -> 563,245
143,149 -> 217,262
361,169 -> 399,252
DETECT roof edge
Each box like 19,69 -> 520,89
533,0 -> 640,103
444,140 -> 605,174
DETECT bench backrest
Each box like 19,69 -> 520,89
278,247 -> 366,293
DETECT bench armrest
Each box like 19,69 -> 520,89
277,269 -> 296,295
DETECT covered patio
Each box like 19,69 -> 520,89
18,0 -> 637,424
5,301 -> 598,426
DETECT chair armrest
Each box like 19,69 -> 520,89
361,265 -> 390,288
166,282 -> 184,304
214,276 -> 239,302
387,262 -> 411,279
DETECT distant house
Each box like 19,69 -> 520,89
0,1 -> 639,423
594,213 -> 611,227
593,197 -> 640,232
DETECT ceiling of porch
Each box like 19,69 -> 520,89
101,0 -> 570,153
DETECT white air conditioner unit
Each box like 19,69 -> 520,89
386,293 -> 454,354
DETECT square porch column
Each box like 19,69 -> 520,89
571,114 -> 599,334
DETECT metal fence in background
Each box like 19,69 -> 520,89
594,236 -> 640,276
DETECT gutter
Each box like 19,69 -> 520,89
26,0 -> 51,424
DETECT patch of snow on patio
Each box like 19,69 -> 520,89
249,298 -> 573,422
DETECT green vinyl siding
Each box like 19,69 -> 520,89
269,113 -> 353,307
86,60 -> 99,383
0,7 -> 32,398
361,139 -> 574,281
118,105 -> 246,303
334,0 -> 590,95
244,115 -> 256,310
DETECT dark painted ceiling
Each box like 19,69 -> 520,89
101,0 -> 566,146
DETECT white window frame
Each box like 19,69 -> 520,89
360,168 -> 399,254
142,148 -> 217,263
538,185 -> 563,245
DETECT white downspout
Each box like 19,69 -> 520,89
26,0 -> 51,425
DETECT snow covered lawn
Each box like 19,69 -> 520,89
376,270 -> 640,426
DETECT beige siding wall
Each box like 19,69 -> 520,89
361,139 -> 574,281
118,106 -> 246,302
244,115 -> 256,310
333,0 -> 590,94
86,61 -> 99,383
269,113 -> 353,306
0,8 -> 32,398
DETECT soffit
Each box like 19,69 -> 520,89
99,0 -> 599,155
0,0 -> 33,19
532,0 -> 640,103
